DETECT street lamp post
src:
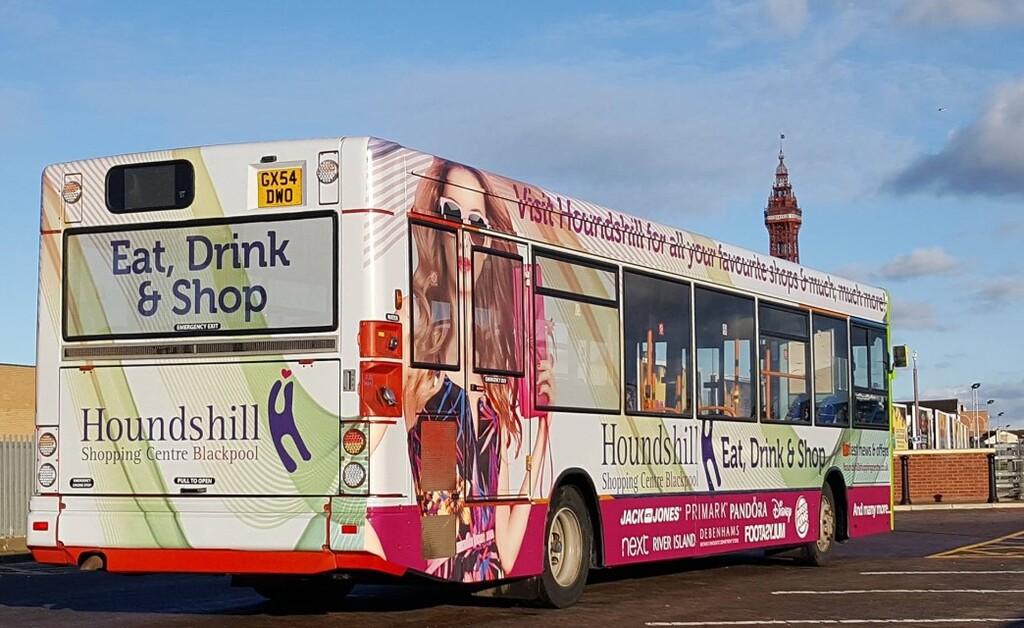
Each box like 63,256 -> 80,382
987,400 -> 995,444
912,351 -> 920,448
971,382 -> 981,447
995,412 -> 1006,444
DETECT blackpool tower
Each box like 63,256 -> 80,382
764,135 -> 802,263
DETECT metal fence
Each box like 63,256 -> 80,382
995,442 -> 1024,502
1,435 -> 33,539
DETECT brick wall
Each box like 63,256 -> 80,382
892,449 -> 993,504
0,364 -> 35,437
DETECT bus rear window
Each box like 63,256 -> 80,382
62,212 -> 337,340
106,160 -> 195,213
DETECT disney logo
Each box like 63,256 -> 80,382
772,498 -> 793,522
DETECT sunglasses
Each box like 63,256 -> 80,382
438,196 -> 490,229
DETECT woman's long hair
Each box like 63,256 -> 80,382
410,158 -> 524,455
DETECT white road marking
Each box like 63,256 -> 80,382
861,570 -> 1024,575
646,619 -> 1024,626
772,589 -> 1024,595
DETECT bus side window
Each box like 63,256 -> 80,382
410,223 -> 460,369
623,271 -> 691,416
758,305 -> 809,423
533,251 -> 620,412
695,288 -> 755,420
811,314 -> 850,427
471,248 -> 524,375
851,324 -> 889,427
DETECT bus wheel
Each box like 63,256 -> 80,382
537,485 -> 592,608
800,483 -> 836,566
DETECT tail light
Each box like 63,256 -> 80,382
340,423 -> 369,494
35,428 -> 59,494
62,173 -> 83,223
317,150 -> 339,205
343,462 -> 367,488
38,432 -> 57,457
38,464 -> 57,488
343,428 -> 367,456
61,179 -> 82,204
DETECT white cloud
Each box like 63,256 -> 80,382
992,218 -> 1024,240
973,379 -> 1024,429
712,0 -> 812,47
831,263 -> 872,283
887,80 -> 1024,197
890,299 -> 952,331
898,0 -> 1024,28
767,0 -> 810,36
876,247 -> 962,280
972,277 -> 1024,310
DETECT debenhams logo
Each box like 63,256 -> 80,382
80,405 -> 260,442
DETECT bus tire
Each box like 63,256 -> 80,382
537,484 -> 592,608
800,483 -> 837,567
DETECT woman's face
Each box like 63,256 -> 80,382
440,167 -> 492,282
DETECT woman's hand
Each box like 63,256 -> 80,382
535,318 -> 555,407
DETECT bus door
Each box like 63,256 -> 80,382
460,230 -> 531,499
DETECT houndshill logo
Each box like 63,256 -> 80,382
268,369 -> 311,473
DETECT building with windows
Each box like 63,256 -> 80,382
896,398 -> 990,448
960,409 -> 991,446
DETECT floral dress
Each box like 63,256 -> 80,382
408,376 -> 503,582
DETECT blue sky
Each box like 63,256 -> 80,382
2,1 -> 1023,426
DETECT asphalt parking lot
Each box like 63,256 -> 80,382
2,508 -> 1024,627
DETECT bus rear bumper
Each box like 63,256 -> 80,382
30,546 -> 406,577
26,496 -> 60,549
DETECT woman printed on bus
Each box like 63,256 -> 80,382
405,158 -> 554,583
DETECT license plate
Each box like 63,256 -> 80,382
258,167 -> 303,208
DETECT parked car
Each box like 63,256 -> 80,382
786,393 -> 886,425
786,394 -> 849,424
853,394 -> 887,425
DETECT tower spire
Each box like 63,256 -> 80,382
764,134 -> 803,263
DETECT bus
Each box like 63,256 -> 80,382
28,137 -> 893,608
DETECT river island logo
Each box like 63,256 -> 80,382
269,368 -> 311,473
